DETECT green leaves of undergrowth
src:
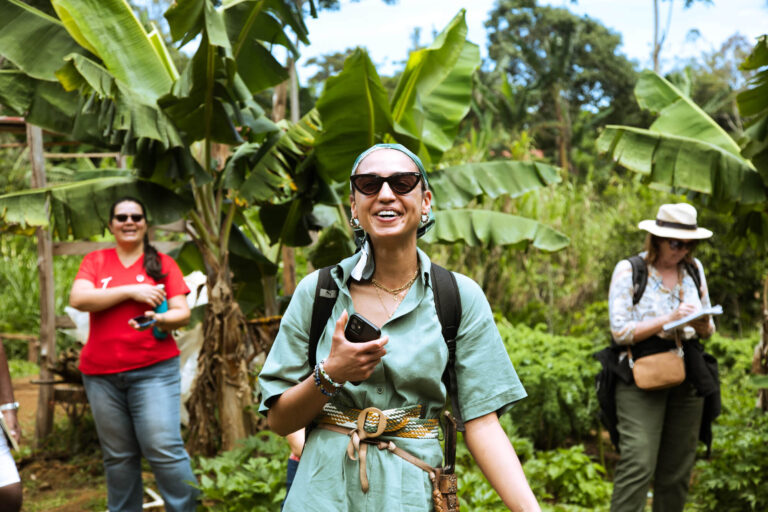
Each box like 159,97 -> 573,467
524,445 -> 611,509
195,431 -> 290,512
498,319 -> 601,449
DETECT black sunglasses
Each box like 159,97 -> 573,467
113,214 -> 145,223
666,239 -> 696,250
350,172 -> 423,196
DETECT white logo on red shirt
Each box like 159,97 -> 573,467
100,277 -> 112,289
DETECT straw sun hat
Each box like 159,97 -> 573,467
638,203 -> 713,240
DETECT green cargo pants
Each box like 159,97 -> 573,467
610,380 -> 704,512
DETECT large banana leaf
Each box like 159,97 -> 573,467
0,0 -> 85,81
314,49 -> 394,181
51,0 -> 174,104
0,177 -> 190,239
635,70 -> 743,157
597,70 -> 764,207
390,10 -> 475,162
422,210 -> 569,251
429,160 -> 561,209
417,41 -> 480,163
738,36 -> 768,180
598,126 -> 765,205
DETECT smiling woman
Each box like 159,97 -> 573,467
68,197 -> 198,512
259,144 -> 541,511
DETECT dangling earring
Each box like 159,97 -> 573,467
349,217 -> 360,228
420,213 -> 429,226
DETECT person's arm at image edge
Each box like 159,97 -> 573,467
465,413 -> 540,512
0,342 -> 20,445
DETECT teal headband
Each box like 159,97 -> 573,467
350,143 -> 435,239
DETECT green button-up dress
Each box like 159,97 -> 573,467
259,249 -> 526,511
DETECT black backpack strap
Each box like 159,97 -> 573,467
682,259 -> 703,299
431,263 -> 464,442
628,255 -> 648,305
308,265 -> 339,370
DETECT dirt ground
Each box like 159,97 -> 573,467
12,376 -> 163,512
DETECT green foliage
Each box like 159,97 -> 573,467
498,319 -> 601,448
690,411 -> 768,512
195,431 -> 290,511
685,330 -> 768,511
8,359 -> 39,379
0,235 -> 82,358
524,445 -> 612,508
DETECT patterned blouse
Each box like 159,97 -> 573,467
609,252 -> 715,345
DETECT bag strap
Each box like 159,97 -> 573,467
308,265 -> 339,370
682,259 -> 703,299
431,263 -> 464,439
628,255 -> 648,305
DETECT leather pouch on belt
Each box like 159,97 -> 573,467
432,470 -> 459,512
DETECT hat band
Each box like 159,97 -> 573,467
656,219 -> 697,230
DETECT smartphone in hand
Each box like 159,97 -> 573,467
131,315 -> 156,328
344,313 -> 381,385
344,313 -> 381,343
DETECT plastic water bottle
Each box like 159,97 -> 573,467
153,284 -> 168,340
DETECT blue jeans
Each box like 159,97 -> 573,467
82,356 -> 199,512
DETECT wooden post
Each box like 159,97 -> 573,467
27,123 -> 56,445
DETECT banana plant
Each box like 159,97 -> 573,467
0,0 -> 320,454
311,10 -> 569,255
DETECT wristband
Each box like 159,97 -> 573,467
0,402 -> 19,412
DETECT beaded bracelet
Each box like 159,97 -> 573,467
313,360 -> 342,398
318,359 -> 343,389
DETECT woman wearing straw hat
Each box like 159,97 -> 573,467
259,144 -> 540,511
608,203 -> 715,512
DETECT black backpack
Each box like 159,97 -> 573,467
627,254 -> 702,304
308,263 -> 466,432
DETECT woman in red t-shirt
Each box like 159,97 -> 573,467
69,197 -> 198,512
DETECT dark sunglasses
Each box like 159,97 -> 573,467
350,172 -> 423,196
666,239 -> 696,250
113,214 -> 145,223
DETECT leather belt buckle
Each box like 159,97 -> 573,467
357,407 -> 388,438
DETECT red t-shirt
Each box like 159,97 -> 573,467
75,248 -> 190,375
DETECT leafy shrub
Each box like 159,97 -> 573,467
524,445 -> 611,509
689,410 -> 768,511
688,330 -> 768,511
8,359 -> 39,379
195,431 -> 290,511
498,319 -> 601,448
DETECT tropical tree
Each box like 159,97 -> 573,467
597,35 -> 768,408
483,0 -> 640,174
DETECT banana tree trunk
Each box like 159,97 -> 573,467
185,143 -> 256,455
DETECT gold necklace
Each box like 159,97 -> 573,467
371,269 -> 419,302
374,285 -> 398,319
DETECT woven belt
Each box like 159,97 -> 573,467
316,403 -> 439,439
314,405 -> 440,493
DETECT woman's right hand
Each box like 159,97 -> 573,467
667,302 -> 698,324
129,284 -> 166,307
323,310 -> 388,384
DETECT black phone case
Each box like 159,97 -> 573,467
344,313 -> 381,385
345,313 -> 381,342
